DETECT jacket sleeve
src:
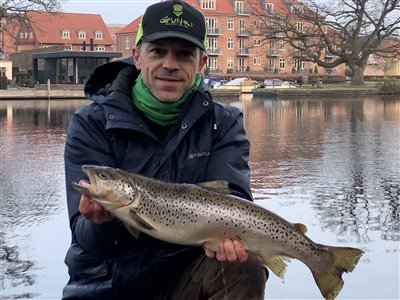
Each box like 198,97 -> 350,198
206,104 -> 253,201
64,104 -> 118,259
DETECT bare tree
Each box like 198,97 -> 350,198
0,0 -> 62,54
249,0 -> 400,85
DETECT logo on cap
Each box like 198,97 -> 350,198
160,4 -> 193,29
173,4 -> 183,17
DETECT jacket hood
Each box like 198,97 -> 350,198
84,57 -> 140,99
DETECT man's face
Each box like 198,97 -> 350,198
133,38 -> 208,102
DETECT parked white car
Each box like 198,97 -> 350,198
262,78 -> 296,89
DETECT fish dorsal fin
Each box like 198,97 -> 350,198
294,223 -> 308,234
263,256 -> 291,279
123,222 -> 141,239
197,180 -> 230,194
128,209 -> 156,231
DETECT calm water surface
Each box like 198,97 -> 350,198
0,95 -> 399,299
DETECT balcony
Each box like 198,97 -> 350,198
207,48 -> 223,56
293,50 -> 308,58
235,9 -> 250,16
268,32 -> 284,39
237,48 -> 251,56
236,29 -> 250,37
266,50 -> 282,57
207,28 -> 223,36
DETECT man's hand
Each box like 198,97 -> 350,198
204,239 -> 249,263
78,180 -> 113,224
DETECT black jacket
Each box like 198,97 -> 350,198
63,58 -> 252,299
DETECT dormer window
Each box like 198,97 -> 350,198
78,30 -> 86,39
201,0 -> 216,9
61,30 -> 70,39
265,3 -> 274,12
94,31 -> 103,40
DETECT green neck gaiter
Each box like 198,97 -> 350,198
132,74 -> 202,126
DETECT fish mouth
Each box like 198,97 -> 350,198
71,178 -> 95,195
71,165 -> 99,195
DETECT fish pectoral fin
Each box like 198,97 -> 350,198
293,223 -> 308,234
197,180 -> 230,194
128,209 -> 156,231
263,255 -> 291,279
123,222 -> 141,239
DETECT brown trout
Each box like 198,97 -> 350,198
72,165 -> 363,300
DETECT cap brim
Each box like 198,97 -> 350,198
141,31 -> 205,50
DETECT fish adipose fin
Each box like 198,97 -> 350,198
128,209 -> 156,231
312,246 -> 364,300
293,223 -> 308,234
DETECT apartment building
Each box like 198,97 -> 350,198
15,12 -> 115,52
115,0 -> 344,76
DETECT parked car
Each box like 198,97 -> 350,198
261,78 -> 296,89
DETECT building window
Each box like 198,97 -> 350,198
207,56 -> 218,70
279,58 -> 285,69
253,58 -> 261,65
206,18 -> 218,34
201,0 -> 216,9
265,3 -> 274,12
227,57 -> 233,69
95,47 -> 105,51
279,39 -> 285,50
269,58 -> 275,69
295,22 -> 305,32
65,45 -> 72,51
207,37 -> 218,51
62,30 -> 70,39
238,57 -> 246,72
227,19 -> 234,30
78,31 -> 86,39
125,37 -> 130,50
95,32 -> 103,39
235,1 -> 245,14
294,59 -> 305,70
253,39 -> 261,46
29,32 -> 34,38
227,38 -> 234,49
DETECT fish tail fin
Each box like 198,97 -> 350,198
312,246 -> 364,300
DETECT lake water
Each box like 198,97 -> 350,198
1,95 -> 399,300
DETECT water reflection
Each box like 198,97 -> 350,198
243,95 -> 400,244
0,233 -> 37,299
0,96 -> 399,299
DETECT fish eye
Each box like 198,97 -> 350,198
99,172 -> 107,180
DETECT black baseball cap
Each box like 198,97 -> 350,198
135,1 -> 207,50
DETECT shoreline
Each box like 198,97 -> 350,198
0,84 -> 394,100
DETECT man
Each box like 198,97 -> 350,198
63,1 -> 267,299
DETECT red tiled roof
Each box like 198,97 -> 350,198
117,17 -> 141,34
26,11 -> 114,45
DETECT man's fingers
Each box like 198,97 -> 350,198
203,239 -> 249,263
223,239 -> 238,262
233,240 -> 249,263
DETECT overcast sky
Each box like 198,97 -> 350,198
61,0 -> 159,25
